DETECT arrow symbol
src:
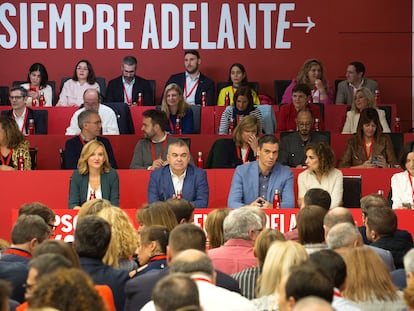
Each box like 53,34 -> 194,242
292,16 -> 316,33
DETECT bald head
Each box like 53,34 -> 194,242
170,249 -> 215,278
323,207 -> 354,230
83,88 -> 100,111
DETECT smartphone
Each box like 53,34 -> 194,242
371,157 -> 378,165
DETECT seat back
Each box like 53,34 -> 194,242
205,138 -> 233,169
148,80 -> 156,105
216,82 -> 259,96
343,175 -> 362,208
29,147 -> 38,170
273,80 -> 291,105
33,109 -> 49,134
59,148 -> 66,169
0,86 -> 9,105
13,81 -> 56,106
377,105 -> 392,128
190,105 -> 201,134
103,102 -> 135,134
280,131 -> 331,144
256,105 -> 276,134
385,132 -> 404,159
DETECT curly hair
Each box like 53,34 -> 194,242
0,115 -> 25,148
97,206 -> 138,268
77,140 -> 111,175
77,199 -> 112,221
161,83 -> 189,119
28,268 -> 108,311
305,141 -> 335,175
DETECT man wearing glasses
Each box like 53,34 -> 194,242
63,110 -> 117,169
278,108 -> 329,168
1,86 -> 47,134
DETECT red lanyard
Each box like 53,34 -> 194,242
13,109 -> 28,133
149,254 -> 167,262
168,116 -> 180,134
184,79 -> 199,99
236,146 -> 251,164
192,277 -> 213,284
363,138 -> 374,160
407,171 -> 414,203
150,137 -> 168,161
123,85 -> 132,105
79,135 -> 86,145
1,150 -> 12,166
3,248 -> 32,258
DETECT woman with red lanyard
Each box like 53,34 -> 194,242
206,115 -> 259,168
161,83 -> 194,134
391,141 -> 414,209
0,116 -> 31,170
339,108 -> 397,168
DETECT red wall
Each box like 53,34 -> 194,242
0,1 -> 411,127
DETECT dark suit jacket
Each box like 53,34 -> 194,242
63,136 -> 117,169
2,108 -> 48,134
206,139 -> 256,169
124,267 -> 240,311
165,72 -> 215,106
148,164 -> 209,208
105,75 -> 154,105
79,257 -> 130,311
68,168 -> 119,208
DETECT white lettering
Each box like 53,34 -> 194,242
75,4 -> 93,49
289,213 -> 297,231
276,3 -> 294,49
49,4 -> 72,49
19,3 -> 27,49
161,4 -> 179,49
238,3 -> 256,49
31,3 -> 47,49
217,4 -> 235,49
141,4 -> 159,49
0,3 -> 17,48
200,3 -> 215,49
182,3 -> 198,49
117,3 -> 133,49
258,3 -> 276,49
96,4 -> 114,49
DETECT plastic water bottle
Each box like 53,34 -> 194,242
375,90 -> 381,106
394,116 -> 401,132
137,93 -> 143,106
201,92 -> 206,107
197,152 -> 204,168
39,92 -> 45,107
224,91 -> 230,106
314,118 -> 320,131
228,118 -> 234,135
28,119 -> 35,135
175,117 -> 182,135
273,189 -> 280,209
18,152 -> 24,170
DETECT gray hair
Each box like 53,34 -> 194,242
326,222 -> 360,250
170,252 -> 214,276
223,208 -> 262,241
404,248 -> 414,273
77,110 -> 99,129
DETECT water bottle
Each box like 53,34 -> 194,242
394,116 -> 401,132
39,92 -> 45,107
201,92 -> 206,107
18,152 -> 24,170
28,119 -> 35,135
273,189 -> 280,209
224,91 -> 230,106
197,151 -> 204,168
314,118 -> 320,131
137,92 -> 143,106
228,118 -> 234,135
175,117 -> 182,135
375,90 -> 381,106
377,189 -> 384,197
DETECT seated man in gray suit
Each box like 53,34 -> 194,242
335,61 -> 378,104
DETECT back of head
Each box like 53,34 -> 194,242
303,188 -> 331,210
74,215 -> 111,259
28,268 -> 106,311
18,202 -> 56,225
404,248 -> 414,274
168,224 -> 206,254
153,273 -> 201,311
11,215 -> 50,245
254,228 -> 286,266
297,205 -> 327,244
404,277 -> 414,310
77,199 -> 112,221
170,249 -> 214,277
293,296 -> 334,311
292,83 -> 312,97
34,240 -> 80,268
29,254 -> 73,279
136,202 -> 178,231
139,225 -> 170,254
360,193 -> 389,215
240,205 -> 267,228
223,208 -> 262,241
326,222 -> 361,250
204,208 -> 230,249
323,207 -> 354,229
350,61 -> 366,75
308,249 -> 346,289
166,198 -> 195,224
0,280 -> 11,311
285,262 -> 333,303
366,205 -> 397,237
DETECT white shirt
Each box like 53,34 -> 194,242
13,108 -> 27,133
342,108 -> 391,134
122,76 -> 135,104
184,72 -> 200,105
298,168 -> 343,209
65,104 -> 120,135
391,170 -> 414,209
170,168 -> 186,196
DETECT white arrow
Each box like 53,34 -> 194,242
292,16 -> 316,33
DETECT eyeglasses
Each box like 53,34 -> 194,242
48,223 -> 57,230
86,121 -> 102,125
297,122 -> 312,127
9,96 -> 23,100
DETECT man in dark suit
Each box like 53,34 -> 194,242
164,50 -> 215,106
147,139 -> 209,208
124,224 -> 240,311
74,215 -> 130,311
2,86 -> 47,134
105,55 -> 154,105
63,110 -> 117,169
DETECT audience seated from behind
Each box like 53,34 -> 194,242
339,108 -> 397,168
277,83 -> 324,132
278,108 -> 329,168
19,63 -> 53,106
297,142 -> 343,209
218,86 -> 263,135
0,115 -> 31,170
336,61 -> 378,105
204,208 -> 230,250
57,59 -> 100,107
207,115 -> 259,168
65,89 -> 119,135
164,50 -> 215,106
391,248 -> 414,290
165,198 -> 195,224
161,83 -> 194,134
217,63 -> 260,106
281,58 -> 334,105
136,201 -> 178,232
64,110 -> 117,169
105,55 -> 154,105
342,87 -> 390,134
296,205 -> 328,254
2,86 -> 47,135
391,142 -> 414,209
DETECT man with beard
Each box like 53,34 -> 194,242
278,108 -> 329,168
130,109 -> 181,170
164,50 -> 215,106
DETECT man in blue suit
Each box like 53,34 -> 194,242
228,134 -> 294,208
148,139 -> 209,208
164,50 -> 215,106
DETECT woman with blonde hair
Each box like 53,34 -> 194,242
252,240 -> 308,310
161,83 -> 194,134
97,206 -> 138,271
136,201 -> 178,232
204,208 -> 231,249
342,87 -> 390,134
342,247 -> 405,310
68,140 -> 119,209
77,198 -> 112,221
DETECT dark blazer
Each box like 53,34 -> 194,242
68,168 -> 119,208
124,267 -> 240,311
2,108 -> 48,134
63,136 -> 117,169
165,72 -> 215,106
166,108 -> 194,134
148,164 -> 209,208
206,139 -> 256,169
79,257 -> 130,311
105,75 -> 154,105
